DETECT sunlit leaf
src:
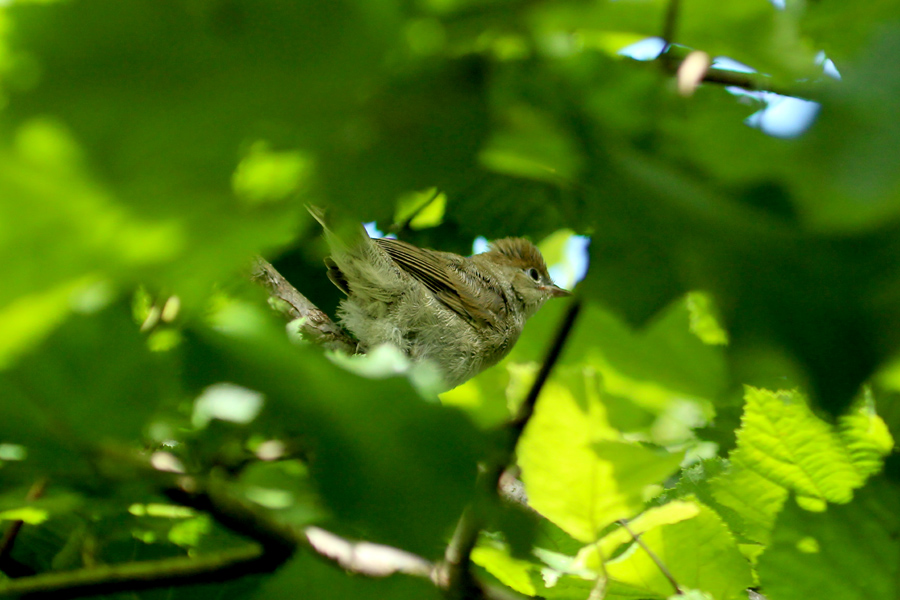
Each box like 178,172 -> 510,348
602,502 -> 753,600
517,373 -> 683,541
710,387 -> 891,544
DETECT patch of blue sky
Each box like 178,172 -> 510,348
549,235 -> 590,290
710,57 -> 823,139
712,56 -> 756,73
816,51 -> 841,80
472,236 -> 490,255
744,94 -> 821,138
618,33 -> 832,139
364,221 -> 396,239
618,37 -> 666,60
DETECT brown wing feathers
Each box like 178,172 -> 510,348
374,238 -> 495,328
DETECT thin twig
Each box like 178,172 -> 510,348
0,471 -> 296,599
586,537 -> 610,600
0,478 -> 47,579
164,474 -> 299,561
0,459 -> 438,599
617,519 -> 682,595
305,527 -> 433,579
0,545 -> 266,599
250,256 -> 357,353
444,300 -> 582,599
169,475 -> 437,579
622,54 -> 822,100
388,188 -> 442,236
660,0 -> 681,66
442,505 -> 484,600
508,300 -> 582,441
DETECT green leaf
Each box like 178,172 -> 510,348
711,465 -> 787,546
678,0 -> 818,81
802,1 -> 900,61
0,303 -> 173,471
731,388 -> 883,502
758,476 -> 900,600
710,387 -> 892,544
394,188 -> 447,230
0,278 -> 92,370
1,0 -> 385,308
685,292 -> 729,346
473,543 -> 538,596
440,363 -> 513,428
472,535 -> 669,600
838,392 -> 895,479
232,142 -> 316,205
585,500 -> 701,563
510,299 -> 727,419
674,591 -> 715,600
784,28 -> 900,232
236,460 -> 326,527
183,311 -> 486,557
602,502 -> 753,600
479,104 -> 584,184
517,373 -> 683,541
658,459 -> 749,544
0,117 -> 184,364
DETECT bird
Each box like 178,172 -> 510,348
315,211 -> 570,389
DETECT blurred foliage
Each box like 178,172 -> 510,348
757,476 -> 900,600
0,1 -> 898,599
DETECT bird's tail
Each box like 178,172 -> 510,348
307,205 -> 372,251
308,205 -> 383,296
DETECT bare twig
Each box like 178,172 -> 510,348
0,478 -> 47,579
0,545 -> 266,599
659,0 -> 681,67
624,54 -> 828,100
0,470 -> 295,599
305,527 -> 433,578
164,474 -> 299,562
0,520 -> 436,600
444,300 -> 582,599
507,300 -> 582,441
250,256 -> 357,353
388,188 -> 442,236
655,46 -> 832,100
617,519 -> 682,595
0,461 -> 439,599
442,505 -> 484,600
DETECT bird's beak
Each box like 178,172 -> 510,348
543,284 -> 572,298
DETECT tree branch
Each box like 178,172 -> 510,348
659,0 -> 681,69
617,519 -> 682,595
164,473 -> 300,562
304,527 -> 433,579
644,50 -> 830,100
507,300 -> 582,442
250,256 -> 357,354
166,471 -> 437,580
443,300 -> 582,599
0,545 -> 267,599
0,457 -> 439,600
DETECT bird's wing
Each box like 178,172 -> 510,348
375,238 -> 497,328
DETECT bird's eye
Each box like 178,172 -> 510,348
526,267 -> 540,281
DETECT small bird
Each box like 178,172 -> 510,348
316,213 -> 570,389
